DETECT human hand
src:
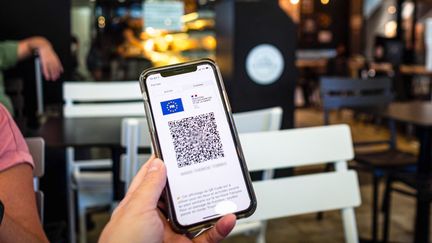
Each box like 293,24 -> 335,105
37,42 -> 63,81
99,156 -> 236,243
18,37 -> 64,81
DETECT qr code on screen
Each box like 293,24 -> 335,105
168,112 -> 224,168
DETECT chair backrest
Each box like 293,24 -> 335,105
25,137 -> 45,223
63,81 -> 144,118
119,107 -> 284,190
233,107 -> 283,133
121,118 -> 152,190
320,77 -> 393,125
239,125 -> 361,242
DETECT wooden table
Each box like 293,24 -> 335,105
382,101 -> 432,243
400,64 -> 432,76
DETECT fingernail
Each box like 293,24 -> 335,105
148,159 -> 163,173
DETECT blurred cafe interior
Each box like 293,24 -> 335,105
2,0 -> 432,242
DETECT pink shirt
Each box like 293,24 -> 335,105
0,104 -> 34,171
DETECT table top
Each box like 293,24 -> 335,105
295,59 -> 328,69
384,102 -> 432,127
400,65 -> 432,75
36,116 -> 125,148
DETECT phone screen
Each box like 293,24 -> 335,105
145,63 -> 253,227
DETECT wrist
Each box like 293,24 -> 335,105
28,37 -> 51,54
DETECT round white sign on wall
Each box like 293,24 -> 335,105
245,44 -> 285,85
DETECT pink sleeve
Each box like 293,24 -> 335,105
0,104 -> 34,172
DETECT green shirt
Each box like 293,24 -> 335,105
0,41 -> 18,114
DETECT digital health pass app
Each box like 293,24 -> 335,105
147,64 -> 252,226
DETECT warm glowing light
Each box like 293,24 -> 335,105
97,16 -> 105,28
402,2 -> 414,19
145,27 -> 162,37
144,39 -> 155,52
385,21 -> 397,37
387,5 -> 396,14
321,0 -> 329,5
290,0 -> 299,4
181,12 -> 199,23
164,34 -> 174,42
201,36 -> 217,50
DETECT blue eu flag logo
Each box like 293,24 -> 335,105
161,98 -> 184,115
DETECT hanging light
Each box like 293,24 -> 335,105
387,5 -> 396,14
321,0 -> 329,5
290,0 -> 300,5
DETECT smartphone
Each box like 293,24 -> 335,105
139,59 -> 256,233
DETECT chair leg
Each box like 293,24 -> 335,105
371,175 -> 380,242
68,188 -> 77,243
382,176 -> 393,243
341,208 -> 359,243
66,147 -> 77,243
79,207 -> 87,243
256,221 -> 267,243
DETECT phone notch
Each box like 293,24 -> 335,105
160,66 -> 197,77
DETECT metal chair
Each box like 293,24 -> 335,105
320,77 -> 417,242
26,137 -> 45,223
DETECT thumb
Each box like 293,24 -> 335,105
132,158 -> 167,209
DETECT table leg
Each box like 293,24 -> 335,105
417,127 -> 432,173
414,127 -> 432,243
414,189 -> 430,243
111,146 -> 125,200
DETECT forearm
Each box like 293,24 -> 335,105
0,213 -> 48,243
16,36 -> 63,80
17,37 -> 52,61
0,165 -> 49,243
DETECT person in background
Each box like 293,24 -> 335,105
327,43 -> 348,77
0,36 -> 63,114
70,35 -> 85,81
100,156 -> 236,243
0,103 -> 49,242
116,16 -> 146,58
86,35 -> 111,81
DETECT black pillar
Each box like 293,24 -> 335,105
215,0 -> 297,129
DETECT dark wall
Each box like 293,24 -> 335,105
0,0 -> 71,109
299,0 -> 350,49
216,0 -> 297,128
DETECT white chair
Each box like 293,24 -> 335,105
26,137 -> 45,223
63,81 -> 143,243
229,125 -> 361,243
63,81 -> 143,118
229,107 -> 283,241
120,118 -> 152,192
119,107 -> 284,191
232,107 -> 283,133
